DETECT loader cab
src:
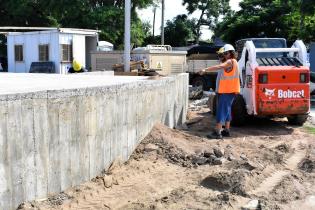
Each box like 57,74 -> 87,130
237,38 -> 300,88
236,38 -> 287,60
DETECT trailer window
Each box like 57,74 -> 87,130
15,45 -> 23,62
61,44 -> 72,62
39,44 -> 49,61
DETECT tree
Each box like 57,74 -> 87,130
213,0 -> 315,44
292,0 -> 315,38
163,15 -> 197,46
0,0 -> 59,26
0,0 -> 156,48
182,0 -> 231,43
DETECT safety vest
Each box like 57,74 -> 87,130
218,59 -> 240,94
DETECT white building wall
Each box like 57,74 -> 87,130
8,35 -> 27,73
50,33 -> 60,73
7,36 -> 15,72
8,30 -> 94,74
8,32 -> 60,73
24,34 -> 39,72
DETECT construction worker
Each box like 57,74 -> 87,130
199,44 -> 240,139
208,47 -> 225,114
215,47 -> 227,92
68,59 -> 88,73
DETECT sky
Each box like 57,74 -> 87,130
137,0 -> 242,40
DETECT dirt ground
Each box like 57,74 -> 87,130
20,103 -> 315,210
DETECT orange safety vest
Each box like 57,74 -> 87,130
218,59 -> 240,94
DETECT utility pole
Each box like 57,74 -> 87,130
153,7 -> 156,37
124,0 -> 131,72
161,0 -> 165,45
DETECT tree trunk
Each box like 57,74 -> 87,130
195,2 -> 209,44
300,2 -> 305,39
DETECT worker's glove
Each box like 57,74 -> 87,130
199,69 -> 206,75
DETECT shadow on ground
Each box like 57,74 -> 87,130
185,109 -> 294,138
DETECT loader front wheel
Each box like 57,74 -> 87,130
287,114 -> 308,126
231,94 -> 247,126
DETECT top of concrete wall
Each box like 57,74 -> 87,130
0,73 -> 149,95
91,50 -> 187,55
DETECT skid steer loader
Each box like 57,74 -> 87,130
215,38 -> 310,126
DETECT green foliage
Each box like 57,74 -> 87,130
0,0 -> 59,26
143,35 -> 161,46
182,0 -> 231,43
303,126 -> 315,135
214,0 -> 315,44
164,15 -> 197,46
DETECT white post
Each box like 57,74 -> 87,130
161,0 -> 165,45
124,0 -> 131,72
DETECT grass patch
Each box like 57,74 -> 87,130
303,126 -> 315,135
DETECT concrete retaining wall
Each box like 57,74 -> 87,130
0,73 -> 188,210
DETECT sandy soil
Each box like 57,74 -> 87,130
19,104 -> 315,210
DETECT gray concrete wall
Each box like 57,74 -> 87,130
0,73 -> 188,210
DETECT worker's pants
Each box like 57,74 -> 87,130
216,93 -> 236,125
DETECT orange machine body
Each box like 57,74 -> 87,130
255,66 -> 310,115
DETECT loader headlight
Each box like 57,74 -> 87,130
300,73 -> 309,83
259,73 -> 268,84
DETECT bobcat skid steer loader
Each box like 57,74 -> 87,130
231,39 -> 310,126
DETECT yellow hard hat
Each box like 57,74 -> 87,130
216,47 -> 224,54
73,60 -> 82,71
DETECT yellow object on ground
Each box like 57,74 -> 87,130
73,60 -> 82,71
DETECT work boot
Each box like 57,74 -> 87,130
221,129 -> 231,137
206,130 -> 223,139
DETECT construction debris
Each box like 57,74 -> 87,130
189,86 -> 203,100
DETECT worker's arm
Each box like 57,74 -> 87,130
198,60 -> 232,75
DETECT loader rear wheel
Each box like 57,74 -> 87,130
192,76 -> 207,90
231,94 -> 247,126
287,114 -> 308,126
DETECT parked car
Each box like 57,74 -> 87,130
0,57 -> 7,72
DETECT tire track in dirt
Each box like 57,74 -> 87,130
55,160 -> 191,210
249,139 -> 307,196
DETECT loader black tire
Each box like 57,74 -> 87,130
287,114 -> 308,126
192,76 -> 207,90
231,94 -> 247,126
310,72 -> 315,83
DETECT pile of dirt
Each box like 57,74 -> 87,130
261,147 -> 285,164
226,159 -> 262,171
189,86 -> 203,100
45,192 -> 73,206
17,192 -> 73,209
275,143 -> 291,153
266,175 -> 305,203
133,124 -> 247,168
299,157 -> 315,173
200,170 -> 249,196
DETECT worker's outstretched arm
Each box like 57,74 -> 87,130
199,60 -> 232,75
